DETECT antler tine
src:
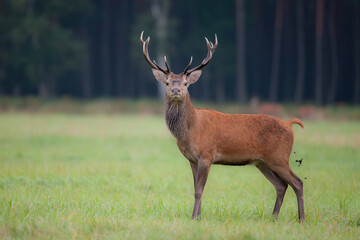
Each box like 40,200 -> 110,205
140,31 -> 169,74
140,31 -> 145,44
164,56 -> 171,73
184,34 -> 218,75
182,56 -> 193,74
205,37 -> 210,47
152,59 -> 168,72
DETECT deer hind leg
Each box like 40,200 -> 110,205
268,163 -> 305,222
192,161 -> 211,220
256,162 -> 288,217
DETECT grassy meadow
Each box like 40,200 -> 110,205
0,110 -> 359,239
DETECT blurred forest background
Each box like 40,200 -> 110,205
0,0 -> 359,106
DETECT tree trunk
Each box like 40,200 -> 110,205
235,0 -> 247,103
253,0 -> 264,99
38,71 -> 51,100
37,63 -> 48,99
327,0 -> 338,105
39,82 -> 49,99
82,23 -> 92,99
315,0 -> 325,106
12,84 -> 21,97
354,0 -> 360,104
39,72 -> 56,99
282,1 -> 293,101
48,73 -> 56,97
101,0 -> 112,96
295,0 -> 305,104
115,0 -> 128,97
151,0 -> 169,100
269,0 -> 284,102
202,69 -> 210,101
216,78 -> 225,103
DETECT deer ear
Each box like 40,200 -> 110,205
152,69 -> 167,83
187,70 -> 202,84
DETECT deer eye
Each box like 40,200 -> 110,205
165,82 -> 169,86
184,82 -> 188,86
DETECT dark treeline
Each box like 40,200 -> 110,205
0,0 -> 359,105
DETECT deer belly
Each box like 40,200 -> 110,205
212,149 -> 262,166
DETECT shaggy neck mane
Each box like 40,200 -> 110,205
165,94 -> 195,142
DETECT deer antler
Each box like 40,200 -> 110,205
183,34 -> 218,75
140,31 -> 171,74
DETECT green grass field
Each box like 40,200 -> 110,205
0,113 -> 359,239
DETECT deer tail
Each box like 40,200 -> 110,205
289,118 -> 304,129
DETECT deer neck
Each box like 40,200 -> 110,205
165,94 -> 195,142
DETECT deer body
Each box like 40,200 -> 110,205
141,31 -> 305,222
167,96 -> 298,166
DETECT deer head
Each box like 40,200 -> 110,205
140,31 -> 218,101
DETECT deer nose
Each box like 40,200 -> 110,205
172,88 -> 180,94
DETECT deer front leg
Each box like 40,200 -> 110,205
189,161 -> 198,188
192,161 -> 211,219
189,161 -> 202,216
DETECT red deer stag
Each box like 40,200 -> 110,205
140,31 -> 305,222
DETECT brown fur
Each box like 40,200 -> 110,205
141,32 -> 304,222
164,89 -> 305,222
166,95 -> 302,168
